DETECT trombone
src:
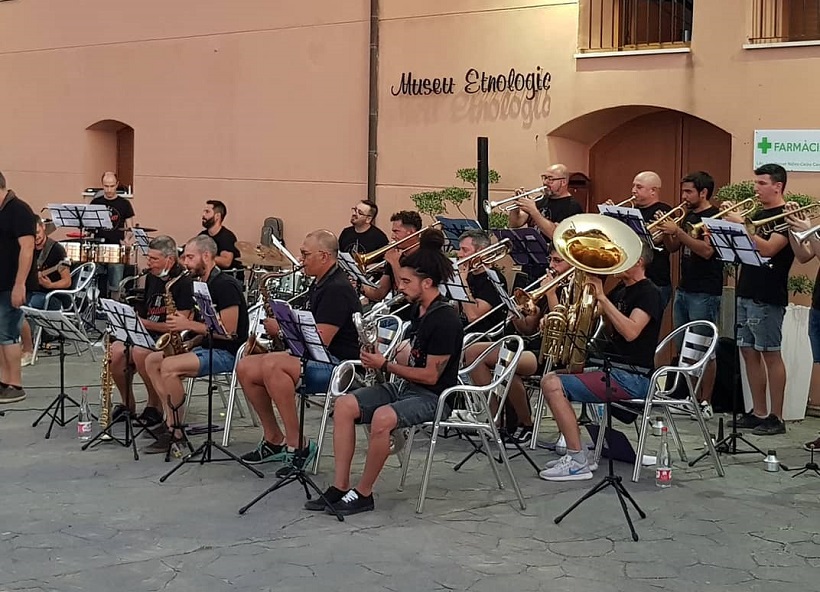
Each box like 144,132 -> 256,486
645,202 -> 690,240
353,222 -> 442,273
747,202 -> 820,237
512,268 -> 575,316
454,239 -> 511,271
483,186 -> 545,214
687,198 -> 757,237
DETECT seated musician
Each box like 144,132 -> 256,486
456,229 -> 507,335
108,236 -> 193,428
463,245 -> 572,446
238,230 -> 361,471
539,243 -> 662,481
308,228 -> 464,516
20,218 -> 72,366
143,235 -> 248,453
199,200 -> 242,270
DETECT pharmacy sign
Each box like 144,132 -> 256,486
754,130 -> 820,172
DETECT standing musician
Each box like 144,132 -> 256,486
108,236 -> 193,428
339,200 -> 389,255
142,235 -> 248,453
309,228 -> 463,516
200,200 -> 242,270
91,171 -> 134,300
629,171 -> 673,309
658,171 -> 721,419
20,218 -> 72,366
238,230 -> 361,471
456,229 -> 507,335
359,211 -> 423,304
722,163 -> 793,436
540,243 -> 662,481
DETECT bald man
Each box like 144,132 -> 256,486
90,171 -> 134,299
238,230 -> 362,474
631,171 -> 673,309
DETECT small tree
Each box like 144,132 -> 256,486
410,168 -> 501,222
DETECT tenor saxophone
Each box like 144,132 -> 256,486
155,271 -> 190,357
244,272 -> 286,356
99,332 -> 113,432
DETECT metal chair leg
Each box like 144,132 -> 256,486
398,426 -> 418,492
312,394 -> 334,475
416,424 -> 439,513
633,403 -> 654,483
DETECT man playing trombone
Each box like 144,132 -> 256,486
456,229 -> 507,334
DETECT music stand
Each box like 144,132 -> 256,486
238,300 -> 344,521
486,268 -> 523,320
82,299 -> 158,459
598,205 -> 655,246
437,217 -> 482,251
689,219 -> 773,467
160,282 -> 264,482
338,252 -> 379,289
441,261 -> 472,303
268,234 -> 301,268
47,203 -> 112,245
492,228 -> 550,269
24,307 -> 95,439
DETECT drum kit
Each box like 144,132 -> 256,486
236,241 -> 309,302
59,226 -> 158,266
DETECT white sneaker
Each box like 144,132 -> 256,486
699,401 -> 714,420
544,451 -> 598,472
20,352 -> 34,367
539,454 -> 593,481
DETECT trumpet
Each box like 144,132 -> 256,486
455,239 -> 511,271
646,202 -> 690,240
791,222 -> 820,243
483,186 -> 545,214
353,222 -> 442,274
748,202 -> 820,237
687,198 -> 757,237
611,196 -> 637,208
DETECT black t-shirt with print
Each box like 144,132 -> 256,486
339,225 -> 389,255
593,278 -> 662,371
637,202 -> 672,287
737,205 -> 795,306
678,206 -> 724,296
463,269 -> 506,335
523,195 -> 584,279
140,265 -> 195,339
29,240 -> 69,293
405,297 -> 464,395
306,265 -> 362,361
91,195 -> 134,244
0,191 -> 37,292
200,227 -> 242,268
199,268 -> 248,355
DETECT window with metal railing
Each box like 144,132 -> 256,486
579,0 -> 694,53
748,0 -> 820,44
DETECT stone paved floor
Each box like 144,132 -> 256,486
1,348 -> 819,592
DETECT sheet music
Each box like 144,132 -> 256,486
338,252 -> 379,288
441,260 -> 472,302
486,268 -> 523,320
270,300 -> 331,363
20,307 -> 90,343
703,218 -> 770,266
100,298 -> 156,349
598,205 -> 654,243
192,281 -> 227,336
294,309 -> 331,363
131,228 -> 150,255
46,203 -> 113,229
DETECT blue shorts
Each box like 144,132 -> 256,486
559,368 -> 650,403
352,379 -> 443,429
736,298 -> 785,352
0,291 -> 24,345
103,263 -> 125,292
673,290 -> 721,350
809,308 -> 820,363
191,346 -> 236,377
658,284 -> 673,311
26,292 -> 65,311
303,359 -> 337,394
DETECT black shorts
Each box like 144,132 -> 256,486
352,379 -> 446,429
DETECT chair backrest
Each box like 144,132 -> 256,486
653,320 -> 718,396
247,302 -> 266,338
456,336 -> 524,423
72,263 -> 97,292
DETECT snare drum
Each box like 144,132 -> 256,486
96,244 -> 129,264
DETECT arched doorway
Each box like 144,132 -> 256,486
86,119 -> 135,190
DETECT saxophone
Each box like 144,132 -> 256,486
155,271 -> 190,357
244,272 -> 286,356
99,332 -> 113,432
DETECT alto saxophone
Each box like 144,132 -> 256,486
99,332 -> 113,433
244,272 -> 286,356
155,271 -> 190,357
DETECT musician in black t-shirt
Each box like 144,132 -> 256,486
540,244 -> 662,481
659,171 -> 722,418
143,234 -> 248,453
630,171 -> 673,309
91,172 -> 135,299
238,230 -> 361,468
313,228 -> 464,515
339,200 -> 389,255
456,229 -> 506,334
722,164 -> 793,436
199,200 -> 242,270
107,236 -> 193,428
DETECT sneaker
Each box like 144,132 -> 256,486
729,412 -> 766,430
692,401 -> 713,421
0,386 -> 26,404
275,440 -> 318,478
110,404 -> 131,424
544,451 -> 598,472
328,489 -> 375,516
751,414 -> 786,436
241,439 -> 287,464
503,426 -> 530,449
802,436 -> 820,451
304,486 -> 347,511
20,352 -> 34,367
539,454 -> 593,482
134,406 -> 164,428
143,430 -> 174,454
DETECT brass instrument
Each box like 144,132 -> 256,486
455,238 -> 511,271
99,332 -> 113,434
244,272 -> 288,356
687,198 -> 757,237
483,186 -> 545,214
513,268 -> 575,317
353,222 -> 442,274
155,271 -> 191,357
791,222 -> 820,243
747,202 -> 820,237
613,196 -> 637,208
645,202 -> 691,240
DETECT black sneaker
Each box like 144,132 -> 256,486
803,436 -> 820,451
143,429 -> 173,454
275,441 -> 318,477
503,426 -> 533,449
0,385 -> 26,404
110,404 -> 131,424
241,439 -> 287,464
134,406 -> 164,428
729,412 -> 766,430
328,489 -> 374,516
751,414 -> 786,436
304,486 -> 346,511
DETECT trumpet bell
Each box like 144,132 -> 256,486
553,214 -> 642,275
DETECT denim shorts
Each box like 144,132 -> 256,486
809,308 -> 820,363
352,379 -> 443,429
736,297 -> 785,352
103,263 -> 125,291
658,284 -> 673,311
191,346 -> 236,377
0,290 -> 24,345
673,290 -> 721,351
303,358 -> 338,394
26,292 -> 65,311
559,368 -> 650,403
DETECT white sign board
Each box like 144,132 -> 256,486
754,130 -> 820,172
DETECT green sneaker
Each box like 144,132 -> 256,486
241,439 -> 288,464
275,440 -> 318,477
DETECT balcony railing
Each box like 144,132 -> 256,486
579,0 -> 694,53
748,0 -> 820,44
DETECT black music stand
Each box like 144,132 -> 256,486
160,283 -> 264,482
338,252 -> 379,290
24,307 -> 95,439
441,261 -> 472,303
437,217 -> 481,251
598,204 -> 655,246
493,228 -> 550,269
238,300 -> 344,521
689,219 -> 774,467
82,299 -> 159,459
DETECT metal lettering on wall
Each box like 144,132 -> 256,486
390,67 -> 551,100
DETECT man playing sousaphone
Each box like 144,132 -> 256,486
237,230 -> 361,471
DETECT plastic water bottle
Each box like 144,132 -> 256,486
555,434 -> 567,456
655,426 -> 672,488
77,386 -> 92,441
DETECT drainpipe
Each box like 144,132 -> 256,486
367,0 -> 379,202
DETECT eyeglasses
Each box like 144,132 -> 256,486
351,207 -> 371,216
549,256 -> 564,263
542,177 -> 566,183
300,250 -> 329,259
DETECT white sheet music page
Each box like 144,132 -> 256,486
486,268 -> 523,319
338,252 -> 379,288
293,309 -> 331,363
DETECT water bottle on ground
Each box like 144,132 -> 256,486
655,426 -> 672,488
77,386 -> 92,441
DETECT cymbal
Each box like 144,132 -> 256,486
236,241 -> 291,268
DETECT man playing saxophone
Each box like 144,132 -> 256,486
143,235 -> 248,453
108,236 -> 193,428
